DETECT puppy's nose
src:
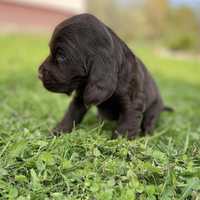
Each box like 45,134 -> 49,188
38,70 -> 43,80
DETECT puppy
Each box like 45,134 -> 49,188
39,13 -> 171,139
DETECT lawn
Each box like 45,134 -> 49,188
0,34 -> 200,200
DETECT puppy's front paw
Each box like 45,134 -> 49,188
51,127 -> 62,136
51,125 -> 72,136
112,129 -> 139,140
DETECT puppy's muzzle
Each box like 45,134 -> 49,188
38,67 -> 51,82
38,70 -> 43,80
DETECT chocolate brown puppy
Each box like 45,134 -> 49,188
39,13 -> 171,139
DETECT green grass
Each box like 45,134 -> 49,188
0,34 -> 200,200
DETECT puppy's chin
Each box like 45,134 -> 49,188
42,82 -> 73,95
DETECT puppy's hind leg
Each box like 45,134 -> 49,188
141,99 -> 163,134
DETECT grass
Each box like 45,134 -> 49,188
0,34 -> 200,200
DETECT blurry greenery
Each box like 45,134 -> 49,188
88,0 -> 200,51
0,35 -> 200,199
164,5 -> 200,51
164,32 -> 198,51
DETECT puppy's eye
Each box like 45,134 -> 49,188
56,54 -> 66,63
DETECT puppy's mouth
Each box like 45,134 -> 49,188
38,71 -> 83,95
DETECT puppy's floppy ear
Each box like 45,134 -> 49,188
83,55 -> 118,106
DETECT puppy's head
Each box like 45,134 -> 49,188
39,14 -> 118,105
38,23 -> 88,95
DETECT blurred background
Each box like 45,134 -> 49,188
0,0 -> 200,53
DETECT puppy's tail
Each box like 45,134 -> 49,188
163,106 -> 174,112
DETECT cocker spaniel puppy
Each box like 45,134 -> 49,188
38,13 -> 172,139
